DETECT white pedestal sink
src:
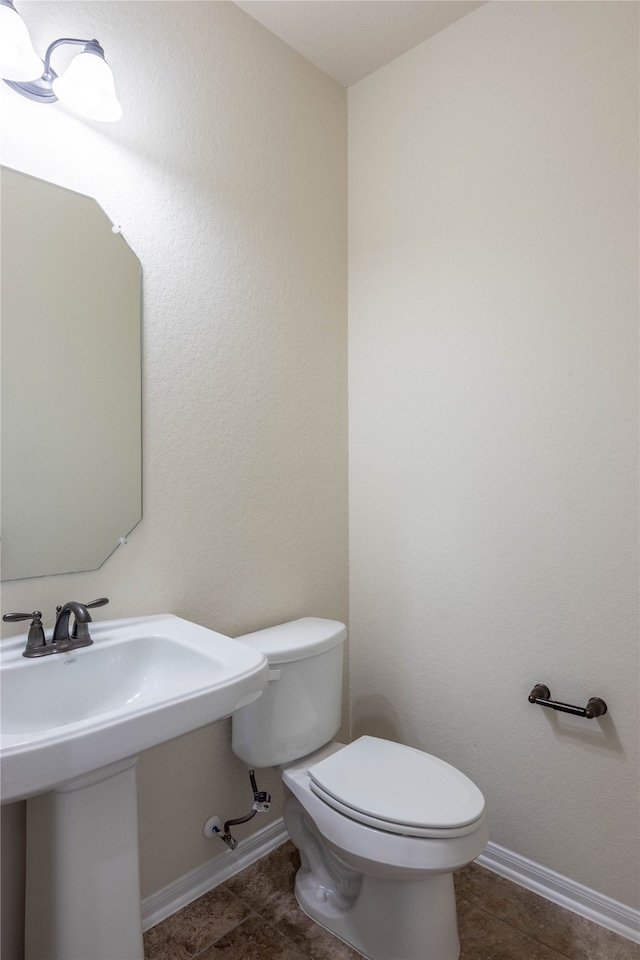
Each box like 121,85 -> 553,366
0,615 -> 268,960
25,758 -> 143,960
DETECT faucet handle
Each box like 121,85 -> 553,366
3,612 -> 48,657
68,598 -> 109,640
57,599 -> 109,616
3,611 -> 43,623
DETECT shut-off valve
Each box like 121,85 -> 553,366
203,769 -> 271,850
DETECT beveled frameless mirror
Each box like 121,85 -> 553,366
1,166 -> 142,581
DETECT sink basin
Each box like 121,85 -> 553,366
0,614 -> 268,803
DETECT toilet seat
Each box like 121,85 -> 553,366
308,736 -> 485,839
284,742 -> 489,876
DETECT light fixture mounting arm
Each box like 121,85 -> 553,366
42,37 -> 104,80
4,37 -> 106,103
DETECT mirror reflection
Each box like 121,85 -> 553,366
1,167 -> 142,581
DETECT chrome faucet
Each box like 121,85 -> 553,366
3,598 -> 109,658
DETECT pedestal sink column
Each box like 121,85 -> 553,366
25,757 -> 144,960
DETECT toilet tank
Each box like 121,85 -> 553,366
231,618 -> 346,768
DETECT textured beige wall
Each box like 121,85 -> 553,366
349,1 -> 639,908
0,3 -> 347,957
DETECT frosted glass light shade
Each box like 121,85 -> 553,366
0,2 -> 43,81
52,48 -> 122,122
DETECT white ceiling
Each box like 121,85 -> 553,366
233,1 -> 487,87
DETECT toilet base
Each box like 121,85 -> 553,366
284,792 -> 461,960
294,866 -> 460,960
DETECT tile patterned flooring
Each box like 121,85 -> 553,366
144,841 -> 639,960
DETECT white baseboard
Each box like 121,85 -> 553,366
142,820 -> 640,946
141,817 -> 289,932
477,841 -> 640,945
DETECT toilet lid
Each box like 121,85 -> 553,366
308,736 -> 485,835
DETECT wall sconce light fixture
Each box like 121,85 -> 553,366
0,0 -> 122,121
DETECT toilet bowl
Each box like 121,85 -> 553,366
232,618 -> 487,960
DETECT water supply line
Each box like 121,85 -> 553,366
206,769 -> 271,850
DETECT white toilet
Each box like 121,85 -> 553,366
232,618 -> 488,960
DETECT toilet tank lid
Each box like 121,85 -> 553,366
236,618 -> 346,664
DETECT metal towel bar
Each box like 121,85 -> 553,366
528,684 -> 607,719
